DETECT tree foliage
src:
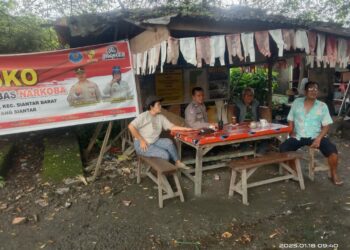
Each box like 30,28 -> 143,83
7,0 -> 223,19
6,0 -> 349,27
0,0 -> 59,53
235,0 -> 350,26
230,67 -> 278,105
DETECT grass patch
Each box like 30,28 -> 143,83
42,132 -> 83,182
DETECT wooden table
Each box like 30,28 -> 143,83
172,123 -> 292,196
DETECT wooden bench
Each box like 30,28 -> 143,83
228,152 -> 305,205
137,156 -> 184,208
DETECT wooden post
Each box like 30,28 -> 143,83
242,169 -> 248,205
194,147 -> 203,196
267,59 -> 273,108
89,121 -> 113,182
84,123 -> 103,160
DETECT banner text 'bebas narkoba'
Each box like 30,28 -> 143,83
0,40 -> 139,135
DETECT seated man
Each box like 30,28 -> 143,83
235,87 -> 271,153
185,87 -> 216,129
279,81 -> 342,185
128,96 -> 191,169
234,87 -> 259,123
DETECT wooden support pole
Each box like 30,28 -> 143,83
84,123 -> 103,160
194,147 -> 203,196
267,59 -> 273,108
89,121 -> 113,182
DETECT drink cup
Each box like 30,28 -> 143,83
260,119 -> 268,128
249,121 -> 257,129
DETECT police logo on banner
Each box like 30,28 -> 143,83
102,46 -> 125,60
69,51 -> 83,63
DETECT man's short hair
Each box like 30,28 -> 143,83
147,101 -> 157,111
304,81 -> 319,91
192,87 -> 204,96
145,95 -> 163,111
242,87 -> 254,96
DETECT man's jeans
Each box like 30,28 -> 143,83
134,138 -> 179,162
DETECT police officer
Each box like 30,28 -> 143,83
103,66 -> 132,100
185,87 -> 216,129
67,67 -> 102,106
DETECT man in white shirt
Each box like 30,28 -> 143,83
128,96 -> 192,169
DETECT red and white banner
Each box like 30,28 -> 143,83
0,40 -> 139,135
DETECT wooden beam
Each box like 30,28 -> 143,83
130,26 -> 170,54
168,19 -> 293,35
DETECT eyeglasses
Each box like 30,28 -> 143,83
307,87 -> 318,91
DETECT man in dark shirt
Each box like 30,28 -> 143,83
234,87 -> 259,122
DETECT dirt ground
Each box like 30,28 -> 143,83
0,133 -> 349,250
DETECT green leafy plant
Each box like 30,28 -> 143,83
229,67 -> 278,105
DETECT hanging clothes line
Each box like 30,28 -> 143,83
133,29 -> 350,75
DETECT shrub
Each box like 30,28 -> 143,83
229,67 -> 278,105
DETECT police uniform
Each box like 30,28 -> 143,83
103,80 -> 131,100
184,101 -> 210,129
67,80 -> 102,106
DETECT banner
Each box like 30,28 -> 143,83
0,40 -> 139,135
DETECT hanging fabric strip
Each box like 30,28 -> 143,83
305,31 -> 317,68
325,36 -> 337,68
167,37 -> 179,65
306,55 -> 315,68
196,36 -> 211,67
136,53 -> 142,75
210,35 -> 226,66
160,40 -> 167,73
282,29 -> 295,51
308,31 -> 317,55
254,31 -> 271,57
132,53 -> 137,74
150,44 -> 160,74
147,47 -> 155,74
146,44 -> 160,74
141,50 -> 148,75
225,34 -> 243,64
316,34 -> 326,67
241,32 -> 255,62
180,37 -> 197,66
269,29 -> 284,57
295,30 -> 310,54
337,39 -> 348,68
